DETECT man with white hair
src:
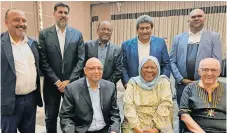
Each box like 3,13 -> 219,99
179,58 -> 226,133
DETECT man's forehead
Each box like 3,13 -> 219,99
8,10 -> 26,17
190,9 -> 204,16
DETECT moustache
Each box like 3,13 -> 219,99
60,17 -> 66,21
16,25 -> 26,29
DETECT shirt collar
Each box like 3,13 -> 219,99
137,35 -> 151,45
86,78 -> 100,90
9,33 -> 28,45
189,28 -> 203,35
55,24 -> 66,34
98,40 -> 109,47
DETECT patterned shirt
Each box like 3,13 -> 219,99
98,42 -> 109,66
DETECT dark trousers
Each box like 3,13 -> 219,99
1,92 -> 37,133
44,86 -> 63,133
176,83 -> 187,133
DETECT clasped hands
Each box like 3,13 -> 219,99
55,80 -> 70,93
134,127 -> 159,133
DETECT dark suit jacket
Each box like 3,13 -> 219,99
1,32 -> 43,115
85,40 -> 122,84
38,25 -> 85,94
59,77 -> 121,133
121,36 -> 171,85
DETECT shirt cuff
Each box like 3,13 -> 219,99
54,80 -> 60,85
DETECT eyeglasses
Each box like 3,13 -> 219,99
86,66 -> 103,72
199,68 -> 220,73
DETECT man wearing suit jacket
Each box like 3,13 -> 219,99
121,15 -> 171,89
169,9 -> 222,105
1,9 -> 43,133
84,21 -> 122,84
60,57 -> 121,133
38,2 -> 85,133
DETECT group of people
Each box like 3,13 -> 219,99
1,2 -> 225,133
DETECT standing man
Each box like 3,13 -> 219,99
38,2 -> 85,133
169,9 -> 222,105
84,20 -> 122,85
121,15 -> 171,89
60,57 -> 121,133
1,9 -> 43,133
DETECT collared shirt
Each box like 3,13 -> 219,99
86,78 -> 106,131
188,29 -> 203,44
10,34 -> 37,95
98,41 -> 109,66
138,37 -> 151,63
56,25 -> 66,58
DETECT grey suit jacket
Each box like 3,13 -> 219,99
59,77 -> 121,133
84,40 -> 122,84
1,32 -> 43,115
38,25 -> 85,94
170,29 -> 222,83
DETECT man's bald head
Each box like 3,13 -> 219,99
188,8 -> 206,32
85,57 -> 103,67
189,9 -> 205,18
199,58 -> 220,69
97,20 -> 112,30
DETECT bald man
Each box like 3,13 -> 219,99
169,8 -> 222,105
1,9 -> 43,133
84,20 -> 122,85
60,58 -> 121,133
179,58 -> 226,133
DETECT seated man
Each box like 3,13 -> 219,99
179,58 -> 226,133
59,57 -> 121,133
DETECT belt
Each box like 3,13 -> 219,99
86,127 -> 107,133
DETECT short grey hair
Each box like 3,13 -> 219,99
136,15 -> 154,30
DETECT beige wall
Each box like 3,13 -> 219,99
1,1 -> 91,41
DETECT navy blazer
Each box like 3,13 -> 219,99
1,32 -> 43,115
121,36 -> 171,85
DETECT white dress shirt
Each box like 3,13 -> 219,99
56,25 -> 66,58
10,35 -> 37,95
138,37 -> 151,63
188,29 -> 203,44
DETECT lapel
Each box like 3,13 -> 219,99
64,27 -> 73,53
49,25 -> 62,59
1,32 -> 16,74
103,42 -> 113,74
132,37 -> 139,67
150,36 -> 156,56
27,39 -> 38,68
180,32 -> 189,73
93,39 -> 99,57
80,78 -> 92,109
196,29 -> 208,59
99,80 -> 105,112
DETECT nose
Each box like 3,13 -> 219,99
207,69 -> 213,75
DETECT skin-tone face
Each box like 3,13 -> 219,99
198,58 -> 221,85
188,9 -> 206,32
5,10 -> 27,41
97,21 -> 112,44
53,6 -> 69,30
137,22 -> 152,43
141,60 -> 158,82
84,58 -> 103,84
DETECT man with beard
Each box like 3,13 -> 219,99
84,21 -> 122,85
1,9 -> 43,133
169,9 -> 222,105
38,2 -> 85,133
121,15 -> 171,89
169,8 -> 222,132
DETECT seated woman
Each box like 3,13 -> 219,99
179,58 -> 226,133
122,56 -> 173,133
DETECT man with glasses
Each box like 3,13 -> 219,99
169,8 -> 222,105
59,57 -> 121,133
37,2 -> 85,133
179,58 -> 226,133
84,20 -> 122,85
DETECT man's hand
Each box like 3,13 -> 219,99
123,83 -> 128,89
110,132 -> 116,133
134,127 -> 143,133
56,80 -> 64,93
143,128 -> 159,133
58,80 -> 70,93
181,79 -> 194,85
